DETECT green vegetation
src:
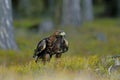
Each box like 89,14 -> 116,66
0,19 -> 120,80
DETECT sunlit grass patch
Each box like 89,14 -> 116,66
0,19 -> 120,80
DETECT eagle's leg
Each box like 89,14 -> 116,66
56,53 -> 62,58
50,54 -> 53,58
55,53 -> 62,63
42,53 -> 50,64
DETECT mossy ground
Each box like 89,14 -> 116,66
0,18 -> 120,80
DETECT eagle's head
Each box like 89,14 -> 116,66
49,30 -> 66,42
54,30 -> 66,38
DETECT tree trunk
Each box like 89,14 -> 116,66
0,0 -> 18,50
49,0 -> 55,16
82,0 -> 93,21
18,0 -> 31,16
61,0 -> 82,26
117,0 -> 120,17
54,0 -> 62,24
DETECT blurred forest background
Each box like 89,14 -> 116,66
0,0 -> 120,80
0,0 -> 120,50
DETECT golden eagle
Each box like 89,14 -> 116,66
33,30 -> 69,63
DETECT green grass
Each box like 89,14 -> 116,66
0,18 -> 120,80
14,19 -> 41,29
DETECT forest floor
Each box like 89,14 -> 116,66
0,18 -> 120,80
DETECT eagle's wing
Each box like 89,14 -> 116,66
34,39 -> 46,55
56,38 -> 68,53
36,39 -> 46,52
33,39 -> 47,62
62,38 -> 69,52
